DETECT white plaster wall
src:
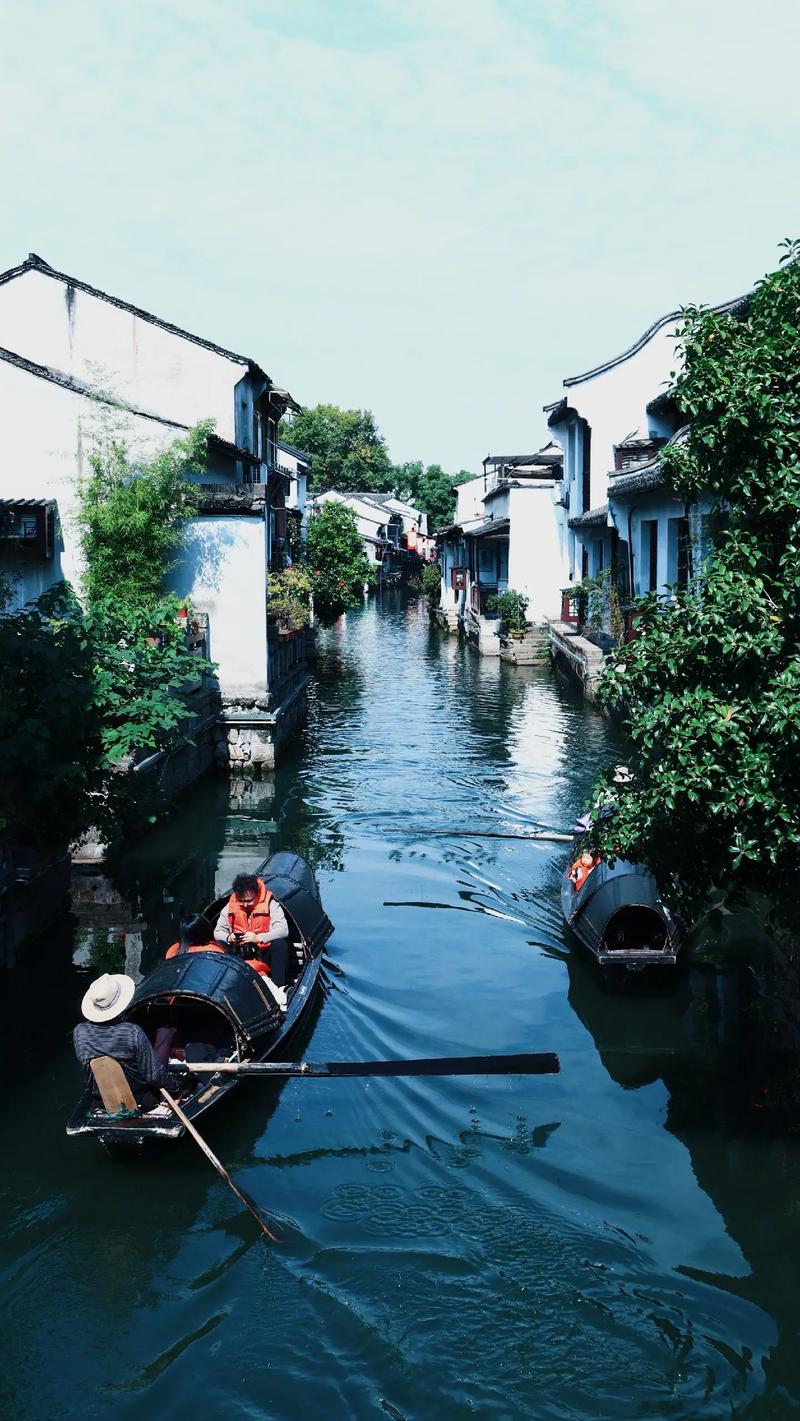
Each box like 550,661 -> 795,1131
485,485 -> 510,518
0,267 -> 244,440
0,358 -> 179,609
455,478 -> 483,522
549,317 -> 682,583
565,317 -> 681,510
165,515 -> 268,698
507,485 -> 567,621
280,448 -> 309,536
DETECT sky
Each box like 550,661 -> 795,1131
1,0 -> 799,471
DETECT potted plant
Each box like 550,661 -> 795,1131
487,589 -> 529,636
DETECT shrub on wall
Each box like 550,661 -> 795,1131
487,589 -> 529,632
0,585 -> 102,849
76,421 -> 211,607
268,567 -> 313,631
420,561 -> 442,606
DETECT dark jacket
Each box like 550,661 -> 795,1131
73,1019 -> 188,1097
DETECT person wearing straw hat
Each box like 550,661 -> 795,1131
73,973 -> 194,1110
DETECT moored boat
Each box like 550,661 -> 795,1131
560,855 -> 685,973
66,851 -> 333,1158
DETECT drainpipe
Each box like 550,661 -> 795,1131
627,504 -> 639,598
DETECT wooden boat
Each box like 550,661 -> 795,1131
66,851 -> 333,1158
560,855 -> 685,972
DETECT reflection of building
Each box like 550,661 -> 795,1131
565,943 -> 800,1407
312,490 -> 427,581
436,444 -> 564,656
0,253 -> 307,769
70,868 -> 147,981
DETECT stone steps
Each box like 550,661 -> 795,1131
499,622 -> 551,665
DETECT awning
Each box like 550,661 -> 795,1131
268,386 -> 303,415
208,434 -> 260,467
568,505 -> 609,531
471,517 -> 510,539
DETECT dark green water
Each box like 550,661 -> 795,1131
2,596 -> 798,1420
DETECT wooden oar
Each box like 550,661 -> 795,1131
188,1051 -> 560,1079
420,830 -> 574,843
160,1088 -> 280,1241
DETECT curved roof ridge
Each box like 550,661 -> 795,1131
563,292 -> 750,389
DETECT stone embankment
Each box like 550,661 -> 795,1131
548,621 -> 605,700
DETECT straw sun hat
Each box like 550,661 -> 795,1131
612,765 -> 634,785
81,972 -> 136,1023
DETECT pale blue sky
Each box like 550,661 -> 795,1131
1,0 -> 798,470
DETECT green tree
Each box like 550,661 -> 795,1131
394,461 -> 475,530
280,405 -> 394,495
76,421 -> 211,606
589,242 -> 800,922
0,584 -> 102,849
306,502 -> 375,625
74,422 -> 216,838
420,561 -> 442,606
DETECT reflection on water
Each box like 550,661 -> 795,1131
1,593 -> 799,1420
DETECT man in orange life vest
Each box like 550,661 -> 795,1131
213,872 -> 290,1005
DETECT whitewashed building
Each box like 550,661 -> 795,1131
277,438 -> 312,548
312,489 -> 426,581
436,445 -> 564,656
0,252 -> 305,769
546,293 -> 748,624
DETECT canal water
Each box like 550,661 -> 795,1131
1,596 -> 798,1420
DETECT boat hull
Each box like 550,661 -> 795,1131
561,857 -> 685,974
80,957 -> 323,1160
66,852 -> 332,1158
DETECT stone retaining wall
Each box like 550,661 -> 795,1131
549,620 -> 605,700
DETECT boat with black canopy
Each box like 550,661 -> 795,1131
560,856 -> 685,973
66,851 -> 334,1158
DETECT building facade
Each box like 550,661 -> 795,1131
435,447 -> 564,656
0,253 -> 306,770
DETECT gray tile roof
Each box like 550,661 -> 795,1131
568,505 -> 609,530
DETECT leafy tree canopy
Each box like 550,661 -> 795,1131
0,583 -> 217,849
0,584 -> 102,849
306,501 -> 375,626
589,242 -> 800,923
280,405 -> 476,526
280,405 -> 394,495
393,461 -> 476,531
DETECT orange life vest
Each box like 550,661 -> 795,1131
226,879 -> 273,975
569,856 -> 600,892
226,879 -> 273,936
165,941 -> 225,959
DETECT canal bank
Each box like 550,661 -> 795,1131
1,594 -> 797,1421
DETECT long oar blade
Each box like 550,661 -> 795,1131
160,1089 -> 280,1241
190,1052 -> 560,1079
